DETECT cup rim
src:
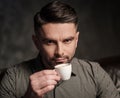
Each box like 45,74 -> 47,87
55,63 -> 71,68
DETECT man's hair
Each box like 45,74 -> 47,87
34,0 -> 78,34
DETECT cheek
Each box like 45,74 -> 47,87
65,42 -> 77,55
41,45 -> 55,57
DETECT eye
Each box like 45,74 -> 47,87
44,40 -> 55,45
63,38 -> 73,44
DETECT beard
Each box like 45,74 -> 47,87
41,55 -> 72,69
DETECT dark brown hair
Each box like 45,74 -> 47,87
34,0 -> 78,34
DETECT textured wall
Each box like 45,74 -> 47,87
0,0 -> 120,69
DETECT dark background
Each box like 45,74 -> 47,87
0,0 -> 120,69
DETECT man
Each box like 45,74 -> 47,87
0,1 -> 119,98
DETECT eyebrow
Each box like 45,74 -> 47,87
41,37 -> 55,41
41,36 -> 75,41
66,36 -> 74,40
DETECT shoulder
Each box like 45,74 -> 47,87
2,58 -> 36,82
71,57 -> 109,80
7,59 -> 33,72
0,58 -> 36,96
72,57 -> 102,72
1,60 -> 33,89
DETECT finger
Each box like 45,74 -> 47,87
42,74 -> 60,81
30,75 -> 60,90
39,79 -> 58,89
31,70 -> 57,79
31,79 -> 57,90
30,74 -> 60,84
36,85 -> 55,96
31,75 -> 60,88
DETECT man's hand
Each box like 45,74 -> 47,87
24,70 -> 60,98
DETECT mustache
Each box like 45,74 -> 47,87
49,56 -> 71,68
52,55 -> 69,60
51,56 -> 71,64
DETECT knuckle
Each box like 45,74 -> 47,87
42,70 -> 47,75
57,76 -> 61,80
44,75 -> 50,80
36,90 -> 42,96
47,85 -> 55,90
46,80 -> 54,85
29,75 -> 33,80
29,74 -> 37,81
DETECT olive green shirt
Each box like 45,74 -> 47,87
0,57 -> 119,98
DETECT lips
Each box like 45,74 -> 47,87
55,58 -> 67,63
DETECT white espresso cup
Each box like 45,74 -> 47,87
55,63 -> 72,80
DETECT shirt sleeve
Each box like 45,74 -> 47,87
0,67 -> 16,98
92,62 -> 120,98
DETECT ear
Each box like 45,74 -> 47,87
75,31 -> 80,47
32,35 -> 40,50
76,31 -> 79,42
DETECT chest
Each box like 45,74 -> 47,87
44,75 -> 97,98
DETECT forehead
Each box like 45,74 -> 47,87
38,23 -> 77,39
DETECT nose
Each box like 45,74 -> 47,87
55,43 -> 64,57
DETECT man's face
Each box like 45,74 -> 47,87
34,23 -> 79,68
